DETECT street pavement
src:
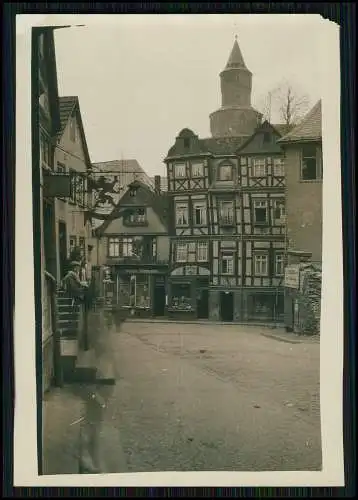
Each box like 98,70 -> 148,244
43,321 -> 321,474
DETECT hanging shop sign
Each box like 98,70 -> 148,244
43,172 -> 71,198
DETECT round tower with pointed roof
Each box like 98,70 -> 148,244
210,36 -> 262,138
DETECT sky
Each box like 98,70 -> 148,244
21,14 -> 326,177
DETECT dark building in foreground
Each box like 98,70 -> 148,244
165,38 -> 288,323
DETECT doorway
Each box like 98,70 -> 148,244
220,291 -> 234,322
58,221 -> 67,279
197,289 -> 209,319
153,285 -> 166,317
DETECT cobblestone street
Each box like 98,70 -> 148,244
43,321 -> 321,474
107,322 -> 321,472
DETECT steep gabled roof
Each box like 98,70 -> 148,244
166,134 -> 247,159
58,96 -> 76,139
272,124 -> 294,137
96,180 -> 169,236
57,96 -> 92,167
236,121 -> 283,155
278,100 -> 322,144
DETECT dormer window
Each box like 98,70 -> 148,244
263,132 -> 270,143
217,163 -> 233,181
125,207 -> 147,225
184,138 -> 190,149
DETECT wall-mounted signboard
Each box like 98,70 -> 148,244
284,264 -> 300,289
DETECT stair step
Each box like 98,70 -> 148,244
74,348 -> 97,383
60,329 -> 78,339
57,312 -> 79,320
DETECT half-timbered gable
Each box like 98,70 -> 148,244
238,121 -> 285,190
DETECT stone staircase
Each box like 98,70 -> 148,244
57,291 -> 114,385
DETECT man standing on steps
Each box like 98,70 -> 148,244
62,261 -> 89,302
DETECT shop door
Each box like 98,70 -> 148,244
153,285 -> 166,316
197,289 -> 209,319
220,291 -> 234,322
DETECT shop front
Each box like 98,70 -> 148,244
167,265 -> 210,320
246,289 -> 284,323
103,266 -> 168,318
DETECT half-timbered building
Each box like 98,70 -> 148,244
165,36 -> 288,323
165,129 -> 213,320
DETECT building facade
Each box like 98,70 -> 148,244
54,96 -> 94,280
35,28 -> 62,393
165,38 -> 287,323
278,100 -> 323,264
278,101 -> 323,334
94,180 -> 169,317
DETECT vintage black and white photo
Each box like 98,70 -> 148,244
14,13 -> 344,487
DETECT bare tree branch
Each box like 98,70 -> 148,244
258,81 -> 310,130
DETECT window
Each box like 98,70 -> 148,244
192,162 -> 204,177
217,163 -> 233,181
40,132 -> 51,168
78,237 -> 85,259
108,237 -> 120,257
301,145 -> 318,180
197,242 -> 208,262
273,158 -> 285,177
171,283 -> 192,310
193,202 -> 207,225
135,274 -> 151,308
254,200 -> 268,224
254,254 -> 268,276
183,138 -> 190,149
219,201 -> 234,225
122,238 -> 133,257
272,199 -> 286,224
69,236 -> 76,256
221,253 -> 234,275
126,207 -> 147,224
252,158 -> 266,177
263,132 -> 270,143
174,163 -> 186,178
152,238 -> 157,258
275,253 -> 285,276
69,116 -> 76,142
176,242 -> 188,262
176,203 -> 188,226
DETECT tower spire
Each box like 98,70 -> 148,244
225,35 -> 247,70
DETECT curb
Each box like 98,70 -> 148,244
125,319 -> 284,329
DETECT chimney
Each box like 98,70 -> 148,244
154,175 -> 161,194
